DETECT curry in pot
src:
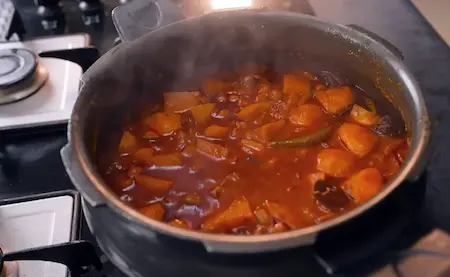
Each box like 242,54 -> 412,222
103,67 -> 409,235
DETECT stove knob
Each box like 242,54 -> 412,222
78,0 -> 104,26
35,0 -> 65,33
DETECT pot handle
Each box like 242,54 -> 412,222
1,241 -> 102,277
199,240 -> 331,275
346,24 -> 404,60
61,144 -> 106,207
39,47 -> 100,72
112,0 -> 185,42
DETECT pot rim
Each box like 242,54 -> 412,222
70,10 -> 430,249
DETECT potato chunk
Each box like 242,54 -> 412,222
164,91 -> 202,113
203,198 -> 255,232
247,119 -> 285,143
317,149 -> 356,178
269,222 -> 289,233
236,102 -> 271,121
142,131 -> 159,140
349,104 -> 380,126
145,112 -> 181,135
254,208 -> 273,227
345,168 -> 384,203
265,201 -> 302,228
150,153 -> 182,167
315,86 -> 354,114
134,148 -> 155,164
338,123 -> 378,157
139,203 -> 165,221
119,131 -> 137,153
283,74 -> 312,102
127,166 -> 142,178
196,139 -> 229,160
135,175 -> 172,196
204,125 -> 230,138
289,104 -> 324,126
191,103 -> 216,125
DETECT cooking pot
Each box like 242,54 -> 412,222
61,1 -> 432,276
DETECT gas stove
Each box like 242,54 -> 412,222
0,173 -> 448,277
1,0 -> 450,277
0,191 -> 80,277
0,34 -> 90,130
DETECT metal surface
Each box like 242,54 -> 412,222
61,145 -> 106,207
0,34 -> 89,130
346,24 -> 404,60
0,190 -> 83,243
64,6 -> 430,256
2,241 -> 102,277
0,48 -> 37,87
112,0 -> 184,42
0,190 -> 85,277
0,64 -> 48,105
39,47 -> 100,73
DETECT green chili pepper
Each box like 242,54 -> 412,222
268,126 -> 333,148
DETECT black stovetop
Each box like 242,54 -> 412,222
1,0 -> 450,276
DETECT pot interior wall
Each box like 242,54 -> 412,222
76,11 -> 414,190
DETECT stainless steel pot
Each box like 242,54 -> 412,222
61,1 -> 431,276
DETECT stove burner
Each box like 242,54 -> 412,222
0,49 -> 36,87
0,48 -> 48,105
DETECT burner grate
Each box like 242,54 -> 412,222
0,34 -> 98,131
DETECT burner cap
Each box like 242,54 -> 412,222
0,48 -> 37,87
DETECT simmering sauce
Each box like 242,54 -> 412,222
102,67 -> 409,235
